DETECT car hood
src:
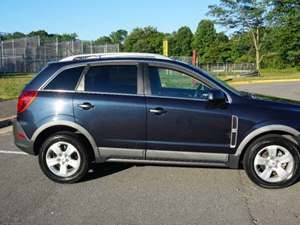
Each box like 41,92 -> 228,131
242,92 -> 300,112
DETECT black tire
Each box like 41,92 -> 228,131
38,131 -> 89,183
243,134 -> 300,189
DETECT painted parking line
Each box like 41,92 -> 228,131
0,150 -> 28,155
0,126 -> 13,135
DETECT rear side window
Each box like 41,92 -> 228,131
85,65 -> 137,94
45,67 -> 84,90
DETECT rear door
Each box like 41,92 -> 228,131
73,62 -> 146,159
145,64 -> 233,154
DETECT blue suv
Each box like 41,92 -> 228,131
14,53 -> 300,188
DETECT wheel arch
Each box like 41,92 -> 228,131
228,125 -> 300,168
31,121 -> 100,161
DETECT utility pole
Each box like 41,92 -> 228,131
0,39 -> 3,73
55,37 -> 58,61
24,37 -> 27,72
90,41 -> 93,54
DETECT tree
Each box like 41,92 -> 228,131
94,36 -> 112,45
124,26 -> 164,53
58,33 -> 78,41
266,0 -> 300,67
109,29 -> 128,49
94,30 -> 128,50
208,0 -> 270,73
192,20 -> 219,63
171,26 -> 193,56
28,30 -> 49,38
216,32 -> 231,62
229,32 -> 254,63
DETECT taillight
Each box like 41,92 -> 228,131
17,90 -> 38,113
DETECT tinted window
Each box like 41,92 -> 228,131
85,65 -> 137,94
149,66 -> 211,100
45,67 -> 83,90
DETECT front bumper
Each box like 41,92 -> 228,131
13,119 -> 35,155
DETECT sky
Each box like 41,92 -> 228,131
0,0 -> 221,40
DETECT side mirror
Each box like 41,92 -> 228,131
207,89 -> 226,102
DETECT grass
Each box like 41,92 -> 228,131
160,68 -> 300,89
0,73 -> 35,100
160,70 -> 197,89
217,68 -> 300,84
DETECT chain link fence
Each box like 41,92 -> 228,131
0,37 -> 255,75
0,36 -> 119,73
172,56 -> 256,75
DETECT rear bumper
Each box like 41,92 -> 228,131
13,119 -> 35,155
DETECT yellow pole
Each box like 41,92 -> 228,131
163,39 -> 169,57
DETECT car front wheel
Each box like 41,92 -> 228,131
39,132 -> 89,183
244,134 -> 300,189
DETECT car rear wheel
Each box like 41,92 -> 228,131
39,132 -> 89,183
243,134 -> 300,189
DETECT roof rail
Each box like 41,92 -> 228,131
59,52 -> 171,62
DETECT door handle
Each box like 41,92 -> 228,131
78,102 -> 94,110
149,107 -> 167,115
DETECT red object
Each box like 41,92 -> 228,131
17,131 -> 26,140
192,50 -> 197,65
17,90 -> 38,113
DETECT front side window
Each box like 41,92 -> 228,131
85,65 -> 137,94
149,66 -> 211,100
45,66 -> 84,90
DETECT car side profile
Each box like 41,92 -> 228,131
14,53 -> 300,188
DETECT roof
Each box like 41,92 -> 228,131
59,52 -> 171,62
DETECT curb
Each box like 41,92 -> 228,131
230,78 -> 300,86
0,116 -> 15,129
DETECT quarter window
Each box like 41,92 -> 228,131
85,65 -> 137,94
45,67 -> 84,90
149,66 -> 211,100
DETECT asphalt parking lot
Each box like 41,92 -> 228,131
1,82 -> 300,225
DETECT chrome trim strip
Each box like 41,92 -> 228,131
106,158 -> 228,167
230,115 -> 239,148
145,94 -> 210,102
146,150 -> 228,163
38,89 -> 213,103
99,147 -> 145,160
39,89 -> 145,98
98,147 -> 228,163
234,125 -> 300,156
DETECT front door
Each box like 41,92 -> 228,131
146,65 -> 233,154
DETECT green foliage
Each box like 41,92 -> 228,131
94,36 -> 113,45
266,0 -> 300,67
208,0 -> 271,72
0,30 -> 78,43
124,26 -> 164,53
170,26 -> 193,56
192,20 -> 231,63
110,30 -> 128,45
94,29 -> 128,50
28,30 -> 78,43
229,32 -> 254,63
